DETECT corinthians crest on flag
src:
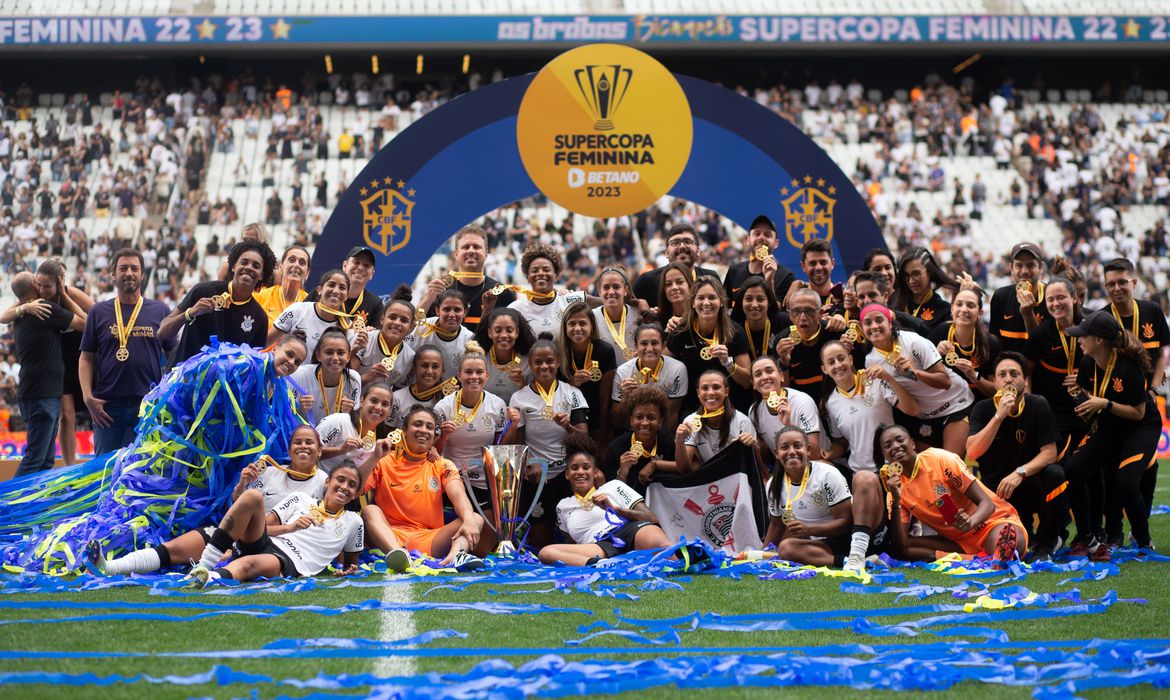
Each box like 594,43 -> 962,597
359,176 -> 415,256
781,175 -> 837,250
574,64 -> 633,131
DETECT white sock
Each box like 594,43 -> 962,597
849,530 -> 871,561
197,544 -> 225,570
105,548 -> 161,575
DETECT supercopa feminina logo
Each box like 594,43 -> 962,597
359,176 -> 415,256
573,64 -> 633,132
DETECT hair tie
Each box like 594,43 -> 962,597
860,303 -> 893,322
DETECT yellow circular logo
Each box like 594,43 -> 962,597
516,44 -> 693,218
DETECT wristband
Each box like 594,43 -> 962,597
1106,400 -> 1114,413
184,309 -> 195,323
15,305 -> 23,318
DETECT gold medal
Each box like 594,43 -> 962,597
351,314 -> 367,334
212,291 -> 231,310
699,346 -> 713,361
443,274 -> 456,287
1067,384 -> 1082,398
452,412 -> 465,427
945,351 -> 958,366
490,284 -> 507,296
844,324 -> 860,343
781,508 -> 797,524
766,391 -> 782,410
788,325 -> 801,342
1016,280 -> 1032,294
889,343 -> 901,362
753,245 -> 771,262
388,429 -> 403,445
630,441 -> 644,458
540,405 -> 554,419
116,347 -> 129,362
440,379 -> 458,396
415,307 -> 426,323
688,415 -> 703,432
381,356 -> 395,372
361,431 -> 376,450
623,346 -> 637,360
1003,384 -> 1018,399
588,362 -> 602,382
886,463 -> 903,477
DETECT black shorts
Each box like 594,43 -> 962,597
596,520 -> 654,558
201,527 -> 298,577
824,521 -> 892,566
900,405 -> 972,447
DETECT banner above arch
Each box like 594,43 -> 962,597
313,43 -> 885,295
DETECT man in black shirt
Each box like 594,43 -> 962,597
967,352 -> 1067,560
421,224 -> 516,331
306,246 -> 385,326
989,241 -> 1049,354
723,214 -> 796,312
772,288 -> 842,393
158,240 -> 275,365
9,271 -> 86,477
632,223 -> 720,306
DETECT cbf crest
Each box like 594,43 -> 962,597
780,175 -> 836,249
359,176 -> 416,256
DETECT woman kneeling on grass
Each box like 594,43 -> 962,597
88,462 -> 365,586
878,423 -> 1027,564
538,434 -> 673,567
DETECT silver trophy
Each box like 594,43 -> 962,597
463,445 -> 546,556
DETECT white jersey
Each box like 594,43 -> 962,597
484,353 -> 531,405
507,291 -> 586,340
274,301 -> 341,358
509,381 -> 588,475
388,385 -> 444,428
433,390 -> 509,488
351,330 -> 415,389
824,379 -> 899,473
404,319 -> 474,383
749,387 -> 821,454
766,460 -> 851,539
864,330 -> 973,419
247,465 -> 327,510
611,356 -> 688,403
593,306 -> 639,365
556,480 -> 643,544
270,492 -> 365,577
315,413 -> 377,473
289,364 -> 362,426
683,409 -> 757,464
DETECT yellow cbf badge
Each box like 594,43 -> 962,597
517,44 -> 693,218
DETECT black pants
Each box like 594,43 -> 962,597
1064,424 -> 1160,547
982,463 -> 1068,549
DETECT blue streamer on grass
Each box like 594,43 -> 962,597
0,341 -> 305,575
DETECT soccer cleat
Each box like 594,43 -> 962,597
84,540 -> 107,576
451,550 -> 484,573
185,564 -> 221,589
843,553 -> 865,576
1090,543 -> 1113,562
384,548 -> 411,574
1068,537 -> 1095,558
993,526 -> 1019,563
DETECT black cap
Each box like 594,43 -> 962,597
749,214 -> 777,232
1010,242 -> 1044,260
345,246 -> 377,266
1064,310 -> 1123,340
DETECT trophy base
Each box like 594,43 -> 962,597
593,119 -> 614,131
494,540 -> 518,557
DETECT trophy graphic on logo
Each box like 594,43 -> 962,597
574,64 -> 633,132
463,444 -> 547,556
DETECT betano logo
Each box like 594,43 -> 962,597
359,176 -> 415,256
573,64 -> 633,131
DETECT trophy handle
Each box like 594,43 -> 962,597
510,460 -> 549,536
459,467 -> 499,535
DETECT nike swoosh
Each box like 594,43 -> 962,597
390,483 -> 403,488
1003,314 -> 1014,320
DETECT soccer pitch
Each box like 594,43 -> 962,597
0,487 -> 1168,698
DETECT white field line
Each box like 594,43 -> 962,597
375,579 -> 417,677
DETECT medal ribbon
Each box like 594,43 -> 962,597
574,487 -> 597,509
783,462 -> 811,514
602,305 -> 631,357
378,335 -> 403,365
572,343 -> 595,375
114,296 -> 144,358
835,371 -> 868,400
993,389 -> 1026,418
1110,300 -> 1139,336
638,357 -> 663,383
454,389 -> 484,425
697,406 -> 726,422
1092,351 -> 1118,399
746,319 -> 771,360
308,500 -> 344,525
315,367 -> 348,416
490,346 -> 520,370
412,377 -> 457,402
1057,324 -> 1077,374
692,322 -> 721,354
911,290 -> 935,319
947,323 -> 976,358
493,283 -> 556,301
534,379 -> 558,415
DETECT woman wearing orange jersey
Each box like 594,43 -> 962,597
877,424 -> 1027,563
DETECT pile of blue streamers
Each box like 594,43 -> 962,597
0,341 -> 303,574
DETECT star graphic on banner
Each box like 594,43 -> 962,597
196,18 -> 217,40
271,18 -> 292,40
359,187 -> 368,196
816,178 -> 825,187
1124,18 -> 1141,38
397,180 -> 406,188
383,177 -> 394,186
790,178 -> 799,187
780,187 -> 789,195
408,188 -> 416,197
803,174 -> 812,184
369,179 -> 380,189
828,185 -> 837,195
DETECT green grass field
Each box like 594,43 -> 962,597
1,480 -> 1168,698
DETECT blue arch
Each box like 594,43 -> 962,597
313,72 -> 885,295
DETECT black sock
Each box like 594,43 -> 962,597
209,527 -> 233,552
217,570 -> 234,580
153,545 -> 172,568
